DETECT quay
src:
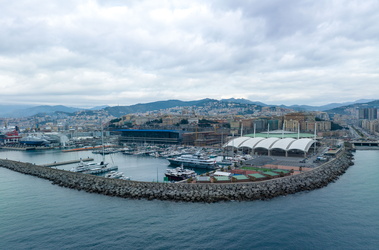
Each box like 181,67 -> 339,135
41,158 -> 94,167
0,145 -> 55,151
0,146 -> 36,151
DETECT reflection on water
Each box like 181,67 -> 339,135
0,149 -> 207,182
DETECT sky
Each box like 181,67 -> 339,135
1,0 -> 379,108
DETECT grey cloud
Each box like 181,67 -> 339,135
0,0 -> 378,107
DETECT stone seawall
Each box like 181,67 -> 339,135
0,151 -> 354,202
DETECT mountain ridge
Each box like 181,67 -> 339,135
0,98 -> 377,118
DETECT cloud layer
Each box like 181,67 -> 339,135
1,0 -> 379,107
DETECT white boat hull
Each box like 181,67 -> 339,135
167,159 -> 217,169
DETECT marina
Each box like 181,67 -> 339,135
0,147 -> 353,202
0,140 -> 349,183
0,147 -> 177,182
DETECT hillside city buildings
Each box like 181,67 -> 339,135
1,103 -> 378,147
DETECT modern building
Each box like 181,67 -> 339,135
114,129 -> 183,144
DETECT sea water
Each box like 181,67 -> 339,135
0,150 -> 378,249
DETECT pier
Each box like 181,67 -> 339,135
41,158 -> 94,167
351,140 -> 379,150
0,145 -> 55,151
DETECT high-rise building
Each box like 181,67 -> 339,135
368,108 -> 377,120
358,108 -> 368,119
358,108 -> 377,120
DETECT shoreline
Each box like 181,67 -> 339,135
0,149 -> 354,202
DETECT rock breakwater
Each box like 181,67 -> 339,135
0,151 -> 354,202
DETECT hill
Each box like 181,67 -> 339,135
104,99 -> 218,117
0,104 -> 33,117
1,105 -> 83,118
326,100 -> 379,115
1,98 -> 378,118
288,99 -> 375,112
220,98 -> 267,106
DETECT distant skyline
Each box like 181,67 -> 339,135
1,0 -> 379,108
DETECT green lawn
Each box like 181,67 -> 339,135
241,166 -> 272,172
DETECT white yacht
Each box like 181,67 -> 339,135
104,171 -> 130,180
167,153 -> 218,169
70,122 -> 118,174
165,165 -> 196,181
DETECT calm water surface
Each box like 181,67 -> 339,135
0,149 -> 378,249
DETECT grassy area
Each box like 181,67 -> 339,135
241,166 -> 290,174
241,166 -> 272,172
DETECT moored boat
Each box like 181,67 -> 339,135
165,165 -> 196,181
216,158 -> 235,166
92,148 -> 118,154
70,160 -> 118,174
70,160 -> 94,172
104,171 -> 130,180
72,122 -> 118,174
167,153 -> 218,169
19,135 -> 49,146
82,161 -> 118,174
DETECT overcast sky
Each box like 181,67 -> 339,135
1,0 -> 378,108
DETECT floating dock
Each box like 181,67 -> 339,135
41,158 -> 94,167
62,145 -> 116,152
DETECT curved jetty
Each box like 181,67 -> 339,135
0,150 -> 354,202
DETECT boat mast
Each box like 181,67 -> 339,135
101,120 -> 105,164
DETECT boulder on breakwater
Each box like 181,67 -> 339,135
0,150 -> 354,202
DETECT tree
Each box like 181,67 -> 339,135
222,123 -> 231,128
110,118 -> 122,123
331,122 -> 343,130
180,119 -> 189,124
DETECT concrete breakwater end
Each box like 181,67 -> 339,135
0,151 -> 354,202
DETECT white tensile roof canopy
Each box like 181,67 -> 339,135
239,137 -> 266,148
287,138 -> 317,152
223,136 -> 251,148
223,137 -> 316,153
271,138 -> 297,151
